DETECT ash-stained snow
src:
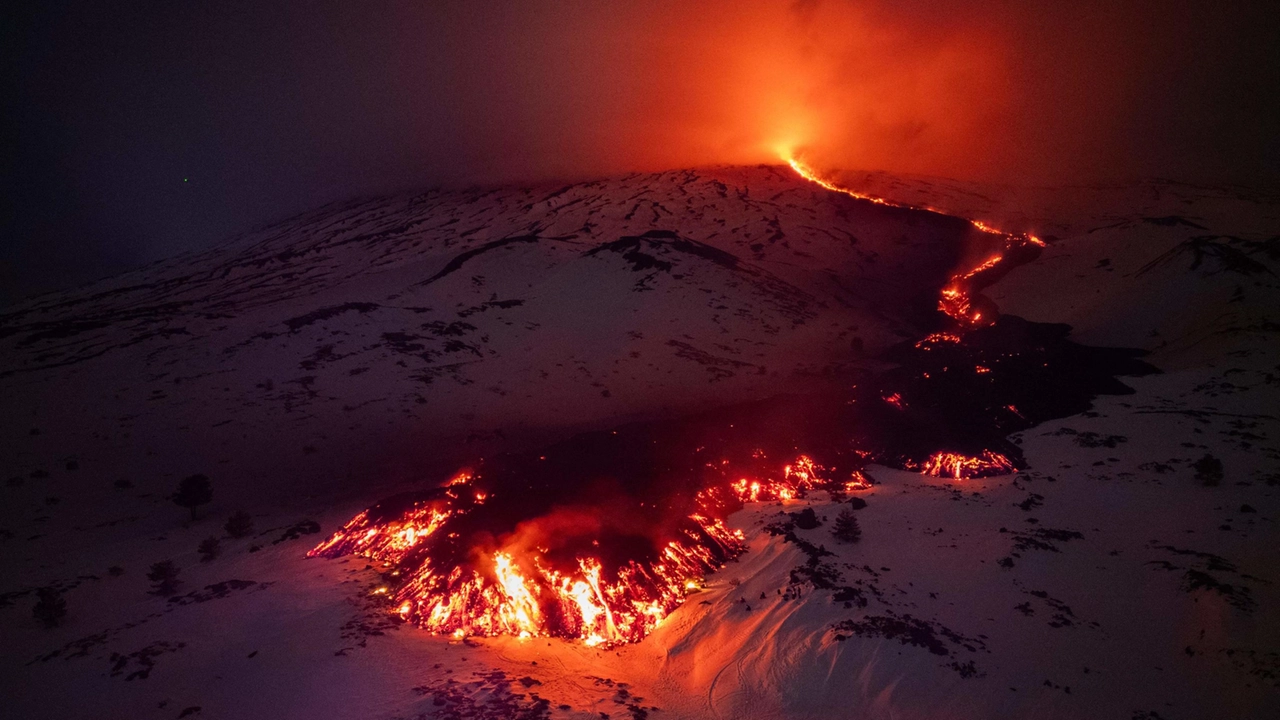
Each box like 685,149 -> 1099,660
2,166 -> 1278,719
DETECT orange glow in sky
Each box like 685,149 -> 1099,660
434,1 -> 1027,184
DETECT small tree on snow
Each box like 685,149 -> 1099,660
224,510 -> 253,538
147,560 -> 181,596
174,474 -> 212,520
831,508 -> 862,543
33,587 -> 67,628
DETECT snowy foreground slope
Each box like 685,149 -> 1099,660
2,166 -> 1278,719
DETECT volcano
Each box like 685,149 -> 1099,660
2,164 -> 1278,719
301,165 -> 1155,649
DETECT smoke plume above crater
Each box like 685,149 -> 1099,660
4,0 -> 1277,300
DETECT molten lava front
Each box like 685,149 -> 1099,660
786,156 -> 1045,328
910,450 -> 1016,480
309,457 -> 842,646
309,160 -> 1153,647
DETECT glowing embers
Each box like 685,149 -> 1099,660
910,450 -> 1015,479
914,332 -> 962,350
306,504 -> 454,564
844,469 -> 874,494
729,454 -> 825,503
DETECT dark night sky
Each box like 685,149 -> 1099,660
3,1 -> 1278,304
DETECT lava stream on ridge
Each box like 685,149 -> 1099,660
308,161 -> 1154,646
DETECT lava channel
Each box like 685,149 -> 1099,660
308,160 -> 1155,646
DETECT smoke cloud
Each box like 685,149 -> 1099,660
4,0 -> 1277,300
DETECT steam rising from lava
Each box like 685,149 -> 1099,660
309,162 -> 1155,646
308,447 -> 830,645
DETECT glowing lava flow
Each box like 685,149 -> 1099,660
309,163 -> 1061,648
785,156 -> 1044,328
910,450 -> 1016,480
785,155 -> 1032,477
309,456 -> 843,647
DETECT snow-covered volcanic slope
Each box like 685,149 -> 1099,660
2,165 -> 1278,720
0,165 -> 982,506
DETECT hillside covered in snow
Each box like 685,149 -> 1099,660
2,164 -> 1278,719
